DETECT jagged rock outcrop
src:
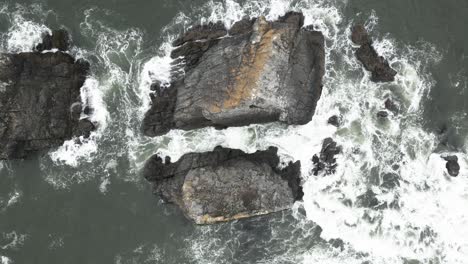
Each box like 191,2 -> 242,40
0,30 -> 93,159
351,25 -> 397,82
142,12 -> 325,137
312,138 -> 342,175
143,146 -> 303,224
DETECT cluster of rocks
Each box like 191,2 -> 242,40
351,25 -> 397,82
0,29 -> 94,160
141,12 -> 326,224
312,138 -> 342,176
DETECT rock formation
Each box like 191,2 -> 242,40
312,138 -> 342,176
142,12 -> 325,137
351,25 -> 397,82
0,30 -> 93,159
143,146 -> 302,224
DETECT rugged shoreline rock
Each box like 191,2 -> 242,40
143,146 -> 303,224
142,12 -> 325,137
0,30 -> 93,160
351,25 -> 397,82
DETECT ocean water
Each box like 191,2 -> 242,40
0,0 -> 468,263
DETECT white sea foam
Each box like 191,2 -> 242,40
49,78 -> 109,167
0,256 -> 11,264
1,231 -> 27,250
0,4 -> 50,53
6,190 -> 21,208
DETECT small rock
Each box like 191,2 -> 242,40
312,138 -> 342,175
36,29 -> 70,52
443,155 -> 460,177
329,238 -> 345,251
377,111 -> 389,118
70,102 -> 83,120
327,115 -> 340,127
73,119 -> 95,138
351,24 -> 371,45
351,25 -> 397,82
356,189 -> 379,208
380,173 -> 400,189
384,98 -> 399,113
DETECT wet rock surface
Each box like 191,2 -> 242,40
0,30 -> 93,160
143,12 -> 325,137
443,155 -> 460,177
351,25 -> 397,82
312,138 -> 342,176
143,146 -> 303,224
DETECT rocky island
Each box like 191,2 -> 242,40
0,29 -> 94,160
144,146 -> 302,224
142,12 -> 325,137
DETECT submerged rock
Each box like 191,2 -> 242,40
143,12 -> 325,137
356,189 -> 380,208
312,138 -> 342,176
351,25 -> 397,82
0,30 -> 93,160
376,110 -> 389,118
327,115 -> 340,127
143,146 -> 303,224
443,155 -> 460,177
380,172 -> 400,190
384,98 -> 399,114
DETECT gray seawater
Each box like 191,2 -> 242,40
0,0 -> 468,263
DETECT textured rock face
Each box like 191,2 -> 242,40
0,30 -> 93,159
143,146 -> 302,224
351,25 -> 397,82
142,12 -> 325,137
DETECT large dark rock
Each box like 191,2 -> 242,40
443,155 -> 460,177
143,146 -> 303,224
312,138 -> 342,176
351,25 -> 397,82
143,12 -> 325,137
0,30 -> 93,160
